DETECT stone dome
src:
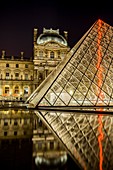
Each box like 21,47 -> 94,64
37,28 -> 67,46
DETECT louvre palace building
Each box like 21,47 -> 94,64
0,27 -> 70,169
1,19 -> 113,170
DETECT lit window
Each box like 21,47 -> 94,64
24,87 -> 28,94
58,51 -> 60,58
14,120 -> 18,126
24,119 -> 27,125
50,51 -> 54,58
25,64 -> 28,68
31,75 -> 33,80
61,52 -> 65,58
25,74 -> 28,80
14,86 -> 19,94
15,73 -> 19,79
6,72 -> 9,79
38,142 -> 42,150
5,87 -> 9,94
39,50 -> 43,58
38,72 -> 43,80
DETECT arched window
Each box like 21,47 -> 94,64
50,51 -> 54,58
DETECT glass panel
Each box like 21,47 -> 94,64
45,89 -> 57,105
59,89 -> 71,105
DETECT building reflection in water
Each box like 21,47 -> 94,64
0,108 -> 33,170
0,108 -> 80,170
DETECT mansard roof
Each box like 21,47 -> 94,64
37,28 -> 68,46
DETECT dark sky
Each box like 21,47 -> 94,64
0,0 -> 113,58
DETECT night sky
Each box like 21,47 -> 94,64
0,0 -> 113,58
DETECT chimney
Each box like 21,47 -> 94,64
11,55 -> 14,60
1,50 -> 5,59
34,28 -> 38,44
20,51 -> 24,60
64,31 -> 68,40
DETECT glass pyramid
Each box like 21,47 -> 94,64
27,19 -> 113,169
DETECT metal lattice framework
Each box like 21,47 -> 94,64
26,19 -> 113,169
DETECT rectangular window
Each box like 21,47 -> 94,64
25,74 -> 28,80
24,87 -> 28,95
39,51 -> 43,58
24,119 -> 27,125
16,64 -> 19,68
4,131 -> 7,136
24,131 -> 27,135
14,131 -> 17,136
50,141 -> 54,149
6,63 -> 9,67
14,86 -> 19,94
15,73 -> 19,79
14,120 -> 18,126
25,64 -> 28,68
4,122 -> 8,126
6,73 -> 9,79
50,51 -> 54,58
38,142 -> 42,150
5,87 -> 9,94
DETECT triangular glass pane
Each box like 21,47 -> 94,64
69,97 -> 80,106
54,97 -> 65,106
39,97 -> 51,106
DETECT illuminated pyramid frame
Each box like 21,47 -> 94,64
27,19 -> 113,169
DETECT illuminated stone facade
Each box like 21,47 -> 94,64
0,28 -> 70,100
0,27 -> 70,167
0,51 -> 34,101
33,28 -> 70,87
